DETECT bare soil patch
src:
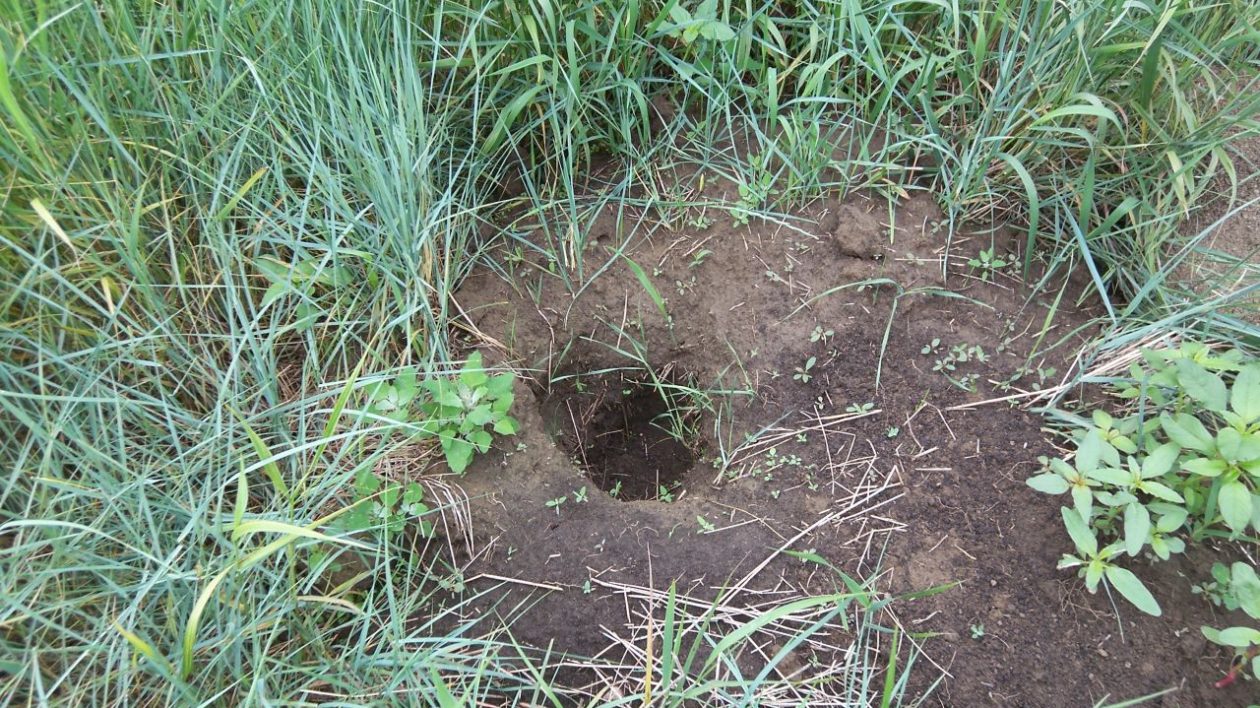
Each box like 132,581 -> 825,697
439,170 -> 1256,705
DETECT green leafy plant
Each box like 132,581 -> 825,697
793,356 -> 816,383
663,0 -> 736,44
1029,342 -> 1260,617
1193,562 -> 1243,610
1054,506 -> 1162,616
732,151 -> 776,225
1202,562 -> 1260,687
546,495 -> 567,514
966,247 -> 1010,281
657,482 -> 680,503
926,342 -> 987,391
366,352 -> 519,474
810,325 -> 834,343
341,469 -> 435,538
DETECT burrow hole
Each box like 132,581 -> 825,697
537,372 -> 700,502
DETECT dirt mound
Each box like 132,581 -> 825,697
446,176 -> 1253,705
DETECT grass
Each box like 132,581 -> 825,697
1,0 -> 1258,703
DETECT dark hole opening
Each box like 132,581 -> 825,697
538,374 -> 698,501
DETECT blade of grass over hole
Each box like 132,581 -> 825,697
1065,212 -> 1116,321
700,593 -> 857,674
229,519 -> 371,549
211,166 -> 268,221
621,254 -> 669,322
748,603 -> 847,694
112,621 -> 175,675
30,199 -> 77,254
298,349 -> 374,496
0,48 -> 39,147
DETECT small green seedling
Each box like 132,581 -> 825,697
573,486 -> 589,503
921,338 -> 942,355
885,426 -> 900,439
810,326 -> 834,343
1193,562 -> 1243,610
969,624 -> 985,640
657,484 -> 677,503
696,516 -> 716,533
793,356 -> 816,383
846,401 -> 875,415
967,248 -> 1010,281
546,495 -> 567,514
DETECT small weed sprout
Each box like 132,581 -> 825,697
793,356 -> 816,383
657,483 -> 679,503
923,342 -> 988,392
967,248 -> 1011,281
1192,562 -> 1242,610
810,325 -> 834,343
846,401 -> 875,415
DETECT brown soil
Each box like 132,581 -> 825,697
438,168 -> 1258,705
